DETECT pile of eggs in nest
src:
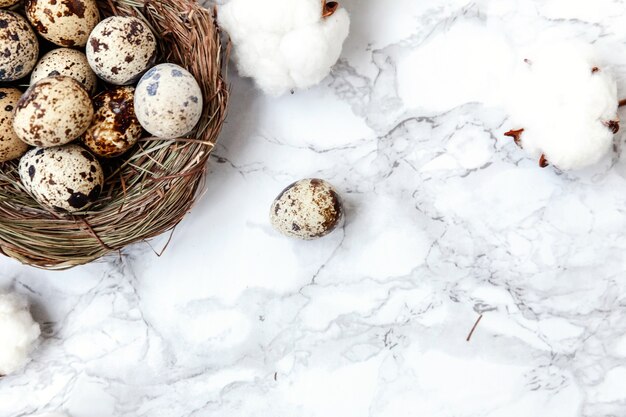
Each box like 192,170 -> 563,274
0,0 -> 203,213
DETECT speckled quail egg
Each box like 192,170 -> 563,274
0,0 -> 19,8
86,16 -> 157,85
82,87 -> 142,158
26,0 -> 99,47
19,145 -> 104,212
135,64 -> 203,138
0,10 -> 39,82
0,89 -> 29,162
270,179 -> 344,240
31,49 -> 98,95
14,76 -> 94,148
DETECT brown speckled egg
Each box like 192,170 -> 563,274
0,0 -> 20,8
135,64 -> 203,138
82,86 -> 142,158
31,49 -> 97,95
26,0 -> 99,47
86,16 -> 157,85
19,145 -> 104,212
14,76 -> 94,148
0,88 -> 29,162
270,179 -> 344,240
0,10 -> 39,82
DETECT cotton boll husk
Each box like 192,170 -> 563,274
218,0 -> 350,96
0,293 -> 41,376
505,41 -> 619,170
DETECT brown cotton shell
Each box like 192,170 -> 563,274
270,178 -> 344,240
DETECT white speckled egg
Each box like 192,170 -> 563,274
19,145 -> 104,212
31,48 -> 97,95
14,76 -> 94,148
270,179 -> 344,240
0,0 -> 19,8
86,16 -> 157,85
135,64 -> 203,138
26,0 -> 99,47
0,10 -> 39,82
0,88 -> 29,162
82,86 -> 142,158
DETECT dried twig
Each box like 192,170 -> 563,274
466,314 -> 483,342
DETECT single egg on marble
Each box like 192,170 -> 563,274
26,0 -> 100,47
134,63 -> 203,138
19,145 -> 104,212
13,76 -> 94,148
86,16 -> 157,85
82,86 -> 142,158
0,10 -> 39,82
31,48 -> 98,95
270,178 -> 343,240
0,88 -> 29,162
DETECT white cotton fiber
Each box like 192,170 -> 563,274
218,0 -> 350,96
505,41 -> 619,171
0,292 -> 41,376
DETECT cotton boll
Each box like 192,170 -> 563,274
505,42 -> 619,171
0,293 -> 41,376
219,0 -> 350,96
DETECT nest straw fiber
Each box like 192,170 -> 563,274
0,0 -> 229,270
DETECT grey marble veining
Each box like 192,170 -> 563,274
1,0 -> 626,416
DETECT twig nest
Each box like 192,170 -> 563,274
0,292 -> 40,377
135,63 -> 203,138
0,10 -> 39,82
218,0 -> 350,96
82,86 -> 142,158
14,76 -> 94,148
86,16 -> 157,86
31,49 -> 98,95
270,178 -> 343,240
19,145 -> 104,212
505,42 -> 619,170
0,89 -> 29,162
26,0 -> 100,47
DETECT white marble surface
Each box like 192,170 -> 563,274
2,0 -> 626,416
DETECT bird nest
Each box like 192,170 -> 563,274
0,0 -> 229,270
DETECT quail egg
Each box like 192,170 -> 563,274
25,0 -> 99,47
270,179 -> 344,240
135,64 -> 203,138
0,0 -> 19,8
0,10 -> 39,82
86,16 -> 157,85
82,86 -> 142,158
0,88 -> 29,162
14,76 -> 94,148
31,48 -> 98,95
19,145 -> 104,212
